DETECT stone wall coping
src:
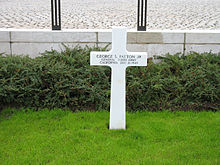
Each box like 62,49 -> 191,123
0,28 -> 220,33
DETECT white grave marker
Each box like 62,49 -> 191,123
90,27 -> 147,129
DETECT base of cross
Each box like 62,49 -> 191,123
90,27 -> 148,129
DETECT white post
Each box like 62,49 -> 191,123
110,66 -> 126,129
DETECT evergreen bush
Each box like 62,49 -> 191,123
0,46 -> 219,111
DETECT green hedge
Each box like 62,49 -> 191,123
0,46 -> 219,111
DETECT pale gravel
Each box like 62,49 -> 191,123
0,0 -> 220,30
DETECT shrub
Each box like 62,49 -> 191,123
0,46 -> 219,111
126,52 -> 220,111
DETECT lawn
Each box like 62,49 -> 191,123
0,109 -> 219,165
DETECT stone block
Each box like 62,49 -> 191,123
127,32 -> 137,44
11,31 -> 51,42
98,32 -> 111,43
135,32 -> 184,44
147,44 -> 184,58
0,31 -> 10,42
52,32 -> 97,43
136,32 -> 163,44
185,45 -> 220,54
11,31 -> 97,43
127,44 -> 147,52
0,43 -> 11,55
11,43 -> 58,58
186,32 -> 220,44
11,43 -> 96,58
162,32 -> 184,43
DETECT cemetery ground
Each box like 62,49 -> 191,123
0,46 -> 219,164
0,109 -> 219,164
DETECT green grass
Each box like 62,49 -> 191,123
0,109 -> 219,165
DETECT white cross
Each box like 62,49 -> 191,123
90,27 -> 147,129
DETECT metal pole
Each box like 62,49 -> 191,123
51,0 -> 61,30
137,0 -> 147,31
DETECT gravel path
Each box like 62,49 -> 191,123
0,0 -> 220,30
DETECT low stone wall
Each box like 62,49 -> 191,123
0,29 -> 220,58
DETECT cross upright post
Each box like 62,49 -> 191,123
90,27 -> 147,129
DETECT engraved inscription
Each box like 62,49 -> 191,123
95,54 -> 144,65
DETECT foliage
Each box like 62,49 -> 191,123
126,52 -> 220,111
0,47 -> 219,111
0,46 -> 111,111
0,109 -> 219,164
